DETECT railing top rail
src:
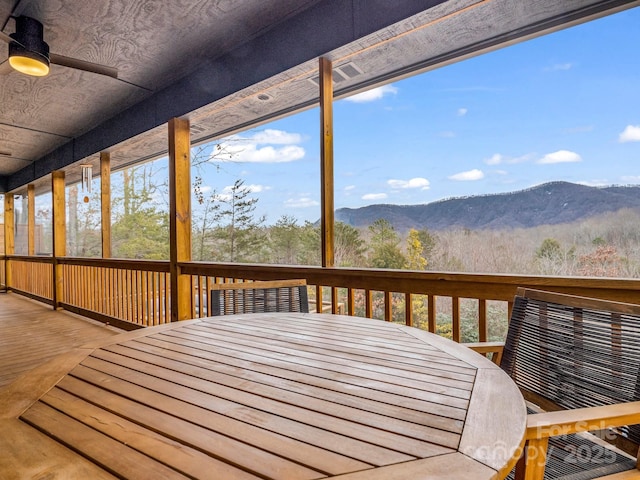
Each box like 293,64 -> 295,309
58,257 -> 171,272
180,261 -> 640,303
6,255 -> 54,264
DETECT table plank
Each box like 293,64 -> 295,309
126,331 -> 472,410
41,387 -> 261,480
70,360 -> 419,466
191,321 -> 475,382
0,418 -> 118,480
120,335 -> 467,429
158,327 -> 474,398
49,374 -> 326,479
80,349 -> 456,457
21,402 -> 192,480
181,323 -> 476,387
201,315 -> 475,373
327,453 -> 497,480
458,368 -> 527,475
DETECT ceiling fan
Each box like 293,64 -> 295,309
0,15 -> 118,79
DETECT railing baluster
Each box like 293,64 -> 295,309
452,296 -> 460,343
478,299 -> 487,342
315,285 -> 322,313
384,291 -> 392,322
347,288 -> 354,316
365,289 -> 372,319
332,286 -> 339,314
428,294 -> 436,333
405,293 -> 413,327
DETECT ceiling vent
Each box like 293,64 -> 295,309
190,124 -> 206,135
308,61 -> 363,87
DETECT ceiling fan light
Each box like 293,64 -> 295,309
9,49 -> 50,76
9,16 -> 50,77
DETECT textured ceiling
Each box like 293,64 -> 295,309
1,0 -> 638,193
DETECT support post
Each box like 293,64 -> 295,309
27,184 -> 35,255
4,194 -> 14,289
320,57 -> 335,267
101,152 -> 111,258
52,171 -> 66,309
168,118 -> 192,321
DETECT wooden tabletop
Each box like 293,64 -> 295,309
0,312 -> 526,479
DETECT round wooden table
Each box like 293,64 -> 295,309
2,312 -> 527,479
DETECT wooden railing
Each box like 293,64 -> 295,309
6,256 -> 54,304
4,256 -> 640,340
59,258 -> 171,330
181,262 -> 640,342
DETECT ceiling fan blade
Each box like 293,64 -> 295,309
50,53 -> 118,79
0,31 -> 12,43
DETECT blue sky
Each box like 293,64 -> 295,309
197,6 -> 640,224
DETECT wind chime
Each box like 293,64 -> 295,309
80,164 -> 92,203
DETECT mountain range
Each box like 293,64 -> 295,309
335,182 -> 640,232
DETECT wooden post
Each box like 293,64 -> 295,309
27,184 -> 35,255
101,152 -> 111,258
52,171 -> 66,309
319,57 -> 334,267
168,117 -> 192,321
4,194 -> 14,289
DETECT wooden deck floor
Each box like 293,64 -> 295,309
0,293 -> 124,480
0,292 -> 122,389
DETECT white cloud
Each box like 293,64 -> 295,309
538,150 -> 582,164
362,193 -> 388,201
449,169 -> 485,181
619,125 -> 640,143
251,129 -> 303,144
485,153 -> 535,165
457,108 -> 468,117
244,184 -> 269,193
485,154 -> 504,165
344,185 -> 356,191
211,129 -> 305,163
217,143 -> 304,163
284,197 -> 319,208
213,192 -> 231,202
218,184 -> 269,199
387,177 -> 430,190
344,84 -> 398,103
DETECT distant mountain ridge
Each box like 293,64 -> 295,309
335,182 -> 640,231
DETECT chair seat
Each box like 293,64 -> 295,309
507,410 -> 637,480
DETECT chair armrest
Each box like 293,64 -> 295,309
526,401 -> 640,440
464,341 -> 504,365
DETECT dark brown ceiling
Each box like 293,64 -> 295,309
1,0 -> 638,193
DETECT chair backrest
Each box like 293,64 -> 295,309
501,288 -> 640,445
209,279 -> 309,316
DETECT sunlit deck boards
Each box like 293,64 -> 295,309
0,311 -> 525,479
0,292 -> 121,389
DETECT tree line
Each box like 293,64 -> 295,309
18,163 -> 640,343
